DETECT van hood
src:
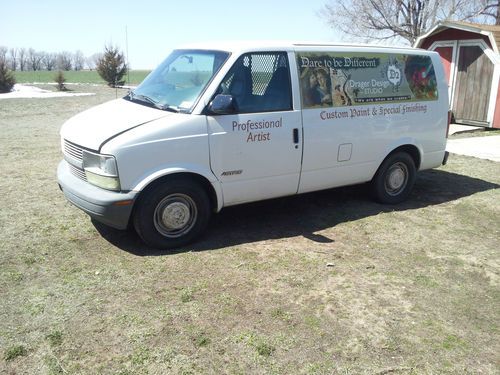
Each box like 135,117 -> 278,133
60,98 -> 171,151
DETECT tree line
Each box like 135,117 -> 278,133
0,45 -> 127,93
0,46 -> 102,72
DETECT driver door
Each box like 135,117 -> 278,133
207,52 -> 303,206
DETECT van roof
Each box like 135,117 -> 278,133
179,40 -> 427,54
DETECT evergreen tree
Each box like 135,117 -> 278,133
54,70 -> 66,91
0,60 -> 16,93
96,45 -> 127,87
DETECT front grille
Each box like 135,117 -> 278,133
63,139 -> 87,182
64,140 -> 83,162
69,164 -> 87,181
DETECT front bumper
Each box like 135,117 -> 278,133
57,161 -> 137,230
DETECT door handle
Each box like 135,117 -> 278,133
293,128 -> 299,144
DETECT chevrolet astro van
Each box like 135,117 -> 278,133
58,42 -> 449,248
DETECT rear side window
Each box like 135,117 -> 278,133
216,52 -> 292,113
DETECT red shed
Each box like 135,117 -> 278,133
415,21 -> 500,128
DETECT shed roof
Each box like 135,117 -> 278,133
414,21 -> 500,53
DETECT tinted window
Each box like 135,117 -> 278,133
216,52 -> 292,113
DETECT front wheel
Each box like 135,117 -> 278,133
371,152 -> 416,204
133,179 -> 211,249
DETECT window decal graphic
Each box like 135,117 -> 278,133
297,53 -> 438,109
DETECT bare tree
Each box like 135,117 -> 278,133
27,48 -> 44,71
475,0 -> 500,24
322,0 -> 499,44
18,48 -> 27,71
0,46 -> 7,64
73,50 -> 85,71
86,53 -> 102,70
27,48 -> 36,70
9,48 -> 17,71
57,51 -> 72,71
85,56 -> 95,70
43,52 -> 57,71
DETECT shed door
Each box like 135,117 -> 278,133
434,46 -> 453,84
452,45 -> 493,125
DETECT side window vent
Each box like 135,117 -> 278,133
250,54 -> 277,95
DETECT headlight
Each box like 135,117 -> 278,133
82,150 -> 120,191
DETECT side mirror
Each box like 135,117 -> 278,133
208,94 -> 236,115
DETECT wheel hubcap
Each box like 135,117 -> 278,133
154,194 -> 197,238
385,162 -> 408,196
162,202 -> 190,230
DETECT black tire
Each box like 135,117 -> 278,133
371,152 -> 416,204
133,178 -> 211,249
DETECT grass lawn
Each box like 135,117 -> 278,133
13,70 -> 151,85
0,85 -> 499,374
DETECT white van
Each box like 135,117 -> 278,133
58,42 -> 449,248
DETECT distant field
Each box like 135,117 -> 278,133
14,70 -> 151,85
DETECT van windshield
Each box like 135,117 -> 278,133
128,49 -> 229,113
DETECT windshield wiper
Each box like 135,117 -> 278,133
162,105 -> 181,113
128,92 -> 162,109
128,92 -> 179,112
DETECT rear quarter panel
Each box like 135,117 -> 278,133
295,47 -> 449,194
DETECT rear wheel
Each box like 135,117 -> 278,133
133,178 -> 211,249
371,152 -> 416,204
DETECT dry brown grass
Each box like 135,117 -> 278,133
0,85 -> 499,374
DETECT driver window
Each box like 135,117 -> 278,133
217,52 -> 292,113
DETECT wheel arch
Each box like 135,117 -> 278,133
133,171 -> 221,216
131,172 -> 215,248
370,146 -> 419,204
375,143 -> 422,179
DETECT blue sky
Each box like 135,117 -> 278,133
1,0 -> 344,69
